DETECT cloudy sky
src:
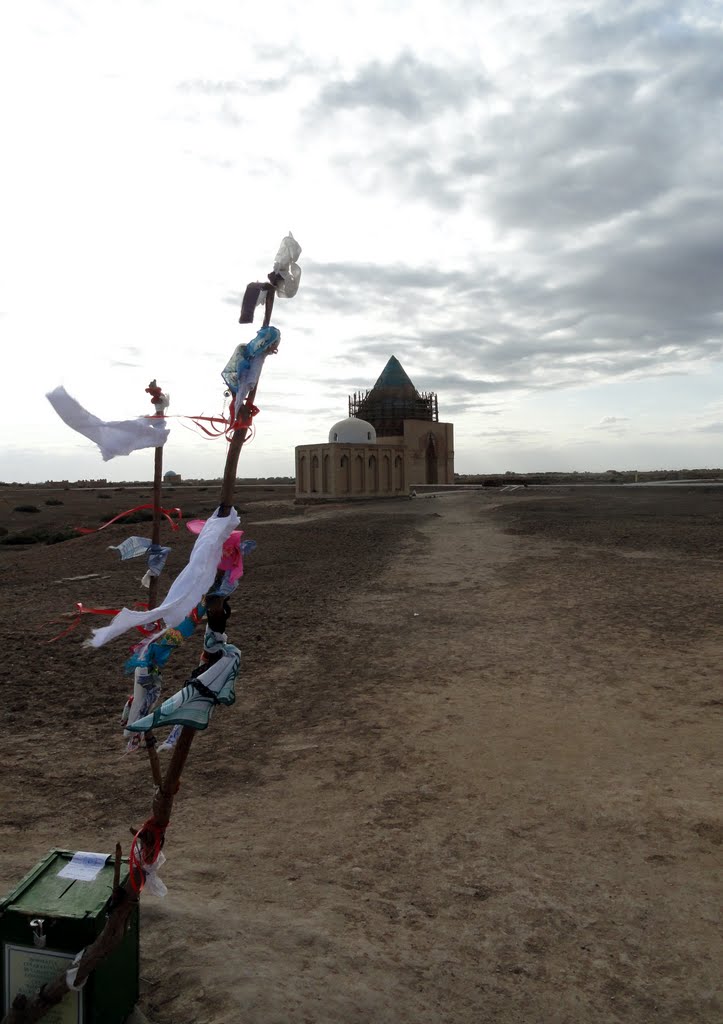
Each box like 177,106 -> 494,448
2,0 -> 722,482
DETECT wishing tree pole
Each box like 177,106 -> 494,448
139,379 -> 170,788
4,235 -> 300,1024
144,380 -> 170,613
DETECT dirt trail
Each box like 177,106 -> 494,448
139,493 -> 720,1023
2,490 -> 720,1023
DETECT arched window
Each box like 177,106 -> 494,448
394,454 -> 404,491
353,453 -> 365,493
322,452 -> 330,493
340,454 -> 350,494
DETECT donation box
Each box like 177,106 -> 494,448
0,849 -> 139,1024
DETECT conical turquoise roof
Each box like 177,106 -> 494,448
371,356 -> 419,396
349,354 -> 436,435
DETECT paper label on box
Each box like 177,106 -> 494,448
57,851 -> 108,882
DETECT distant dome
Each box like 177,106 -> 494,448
328,417 -> 377,444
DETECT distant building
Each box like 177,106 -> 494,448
295,356 -> 454,500
164,470 -> 182,483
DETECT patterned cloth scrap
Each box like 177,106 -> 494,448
126,627 -> 240,733
110,538 -> 171,581
109,536 -> 152,560
208,541 -> 257,597
147,544 -> 171,576
123,667 -> 162,747
158,724 -> 183,752
124,604 -> 204,675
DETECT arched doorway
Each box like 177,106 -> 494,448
322,453 -> 330,493
368,454 -> 378,492
353,453 -> 365,493
425,433 -> 438,485
394,454 -> 404,491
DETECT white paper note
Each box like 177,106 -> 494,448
57,852 -> 109,882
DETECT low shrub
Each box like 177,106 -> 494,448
0,525 -> 76,546
14,504 -> 40,513
45,498 -> 64,506
116,510 -> 154,524
46,528 -> 77,544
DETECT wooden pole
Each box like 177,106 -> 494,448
147,444 -> 164,611
2,285 -> 278,1024
112,843 -> 122,891
143,381 -> 166,788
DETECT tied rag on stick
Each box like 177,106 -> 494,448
2,236 -> 299,1024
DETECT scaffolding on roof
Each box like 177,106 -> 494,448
348,389 -> 439,437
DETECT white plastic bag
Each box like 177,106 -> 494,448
273,232 -> 302,298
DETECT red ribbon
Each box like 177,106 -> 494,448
129,817 -> 166,894
46,601 -> 162,643
76,504 -> 183,535
233,400 -> 259,430
184,415 -> 230,439
182,400 -> 259,441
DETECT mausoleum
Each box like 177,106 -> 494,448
295,356 -> 454,500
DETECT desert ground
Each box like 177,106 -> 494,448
0,483 -> 721,1023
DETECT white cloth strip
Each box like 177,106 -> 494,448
89,507 -> 240,648
47,385 -> 169,461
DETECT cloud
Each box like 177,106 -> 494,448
471,427 -> 550,444
302,251 -> 721,403
295,4 -> 723,406
315,52 -> 490,121
592,416 -> 631,431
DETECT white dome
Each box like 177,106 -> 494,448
328,417 -> 377,444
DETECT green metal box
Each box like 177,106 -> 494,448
0,849 -> 139,1024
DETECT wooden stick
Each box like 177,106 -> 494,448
144,386 -> 166,786
162,301 -> 271,784
113,843 -> 122,891
144,732 -> 163,789
1,275 -> 278,1024
147,443 -> 164,611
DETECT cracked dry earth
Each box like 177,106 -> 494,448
1,487 -> 721,1023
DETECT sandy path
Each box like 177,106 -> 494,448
134,493 -> 720,1023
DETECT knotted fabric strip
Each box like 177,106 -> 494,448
88,507 -> 240,648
